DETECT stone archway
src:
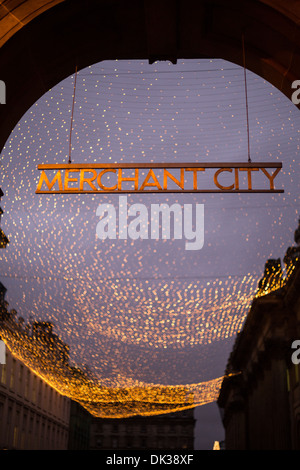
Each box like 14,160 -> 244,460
0,0 -> 300,153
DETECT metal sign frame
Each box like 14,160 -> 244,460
36,162 -> 283,194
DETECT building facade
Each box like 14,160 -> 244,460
0,344 -> 71,450
0,281 -> 72,450
68,400 -> 91,450
218,224 -> 300,449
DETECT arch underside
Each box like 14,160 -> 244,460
0,0 -> 299,152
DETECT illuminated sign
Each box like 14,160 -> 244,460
36,162 -> 283,194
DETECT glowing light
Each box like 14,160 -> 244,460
0,59 -> 299,418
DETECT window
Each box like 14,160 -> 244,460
25,370 -> 30,398
126,437 -> 132,448
32,375 -> 37,403
295,363 -> 299,384
112,437 -> 118,448
18,365 -> 23,395
13,426 -> 19,448
297,417 -> 300,448
10,359 -> 16,389
1,363 -> 6,384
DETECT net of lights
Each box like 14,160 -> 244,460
0,59 -> 298,418
0,264 -> 296,418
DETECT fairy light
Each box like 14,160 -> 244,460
0,59 -> 299,418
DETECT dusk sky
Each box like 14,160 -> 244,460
0,58 -> 299,448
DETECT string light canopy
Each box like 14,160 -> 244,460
36,38 -> 283,195
0,57 -> 296,418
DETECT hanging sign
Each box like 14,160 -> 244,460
36,162 -> 283,194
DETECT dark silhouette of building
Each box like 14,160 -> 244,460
68,400 -> 91,450
89,408 -> 195,450
218,221 -> 300,449
0,188 -> 9,249
0,285 -> 91,450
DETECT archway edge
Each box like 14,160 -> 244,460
0,0 -> 300,154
